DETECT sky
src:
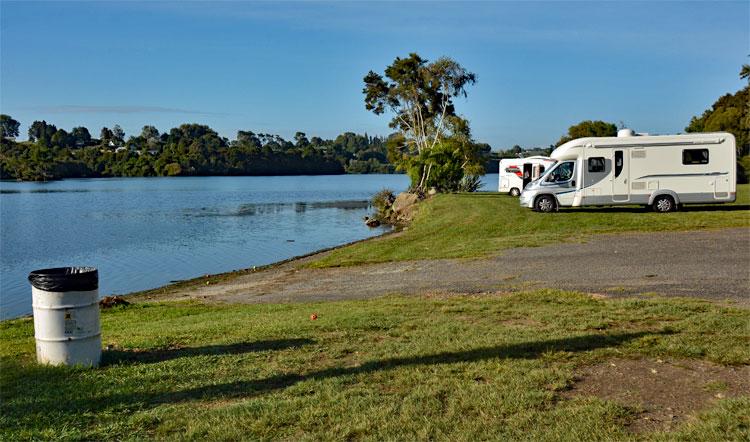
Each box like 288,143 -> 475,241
1,1 -> 748,149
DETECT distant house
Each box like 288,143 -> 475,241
114,146 -> 127,153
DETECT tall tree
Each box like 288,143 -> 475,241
555,120 -> 617,146
685,66 -> 749,155
112,125 -> 125,145
100,127 -> 113,145
140,125 -> 160,141
70,126 -> 92,147
28,120 -> 57,146
363,53 -> 477,189
740,64 -> 750,83
0,114 -> 20,139
51,129 -> 71,148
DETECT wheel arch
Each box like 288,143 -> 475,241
534,193 -> 559,210
648,190 -> 680,206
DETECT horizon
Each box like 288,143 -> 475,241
1,1 -> 748,149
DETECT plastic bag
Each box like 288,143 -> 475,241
28,267 -> 98,292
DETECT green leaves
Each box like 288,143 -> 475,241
363,53 -> 480,191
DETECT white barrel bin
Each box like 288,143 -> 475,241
28,267 -> 101,367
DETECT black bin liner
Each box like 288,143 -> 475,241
28,267 -> 98,292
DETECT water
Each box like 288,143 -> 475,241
1,174 -> 499,319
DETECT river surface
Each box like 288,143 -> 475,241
0,174 -> 499,319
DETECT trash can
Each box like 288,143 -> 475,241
28,267 -> 101,367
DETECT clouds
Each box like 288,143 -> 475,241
23,105 -> 224,115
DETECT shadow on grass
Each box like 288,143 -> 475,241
560,204 -> 749,214
101,338 -> 315,366
1,330 -> 664,426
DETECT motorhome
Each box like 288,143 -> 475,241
519,130 -> 736,212
498,156 -> 556,196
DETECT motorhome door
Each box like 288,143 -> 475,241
522,163 -> 533,189
612,150 -> 630,202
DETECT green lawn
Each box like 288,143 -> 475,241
2,291 -> 748,440
310,185 -> 750,268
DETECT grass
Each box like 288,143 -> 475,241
310,184 -> 750,268
2,290 -> 749,440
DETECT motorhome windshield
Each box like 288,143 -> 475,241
532,160 -> 558,183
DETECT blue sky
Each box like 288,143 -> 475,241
1,1 -> 748,149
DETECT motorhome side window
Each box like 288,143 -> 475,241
588,157 -> 605,173
682,149 -> 709,165
545,161 -> 574,183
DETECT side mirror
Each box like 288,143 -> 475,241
571,180 -> 576,188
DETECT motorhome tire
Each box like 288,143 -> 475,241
535,195 -> 556,213
509,188 -> 521,197
652,195 -> 676,213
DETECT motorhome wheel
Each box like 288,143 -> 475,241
535,195 -> 556,213
509,188 -> 521,197
652,195 -> 676,213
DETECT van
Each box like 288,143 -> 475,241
498,156 -> 555,196
519,130 -> 736,212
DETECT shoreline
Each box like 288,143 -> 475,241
126,227 -> 400,302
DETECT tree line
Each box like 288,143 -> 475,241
0,118 -> 400,181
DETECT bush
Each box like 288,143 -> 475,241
371,188 -> 396,222
456,175 -> 482,192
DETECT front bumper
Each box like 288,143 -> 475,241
519,190 -> 535,208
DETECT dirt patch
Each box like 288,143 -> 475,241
563,358 -> 750,433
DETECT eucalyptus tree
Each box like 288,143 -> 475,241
363,53 -> 476,189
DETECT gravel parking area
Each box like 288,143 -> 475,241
139,228 -> 750,306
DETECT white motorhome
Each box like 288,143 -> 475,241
498,156 -> 556,196
519,130 -> 736,212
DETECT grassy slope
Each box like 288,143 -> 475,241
2,291 -> 749,440
310,185 -> 750,268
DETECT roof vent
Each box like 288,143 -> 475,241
617,128 -> 636,137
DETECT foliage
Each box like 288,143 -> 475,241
370,188 -> 397,223
311,185 -> 750,267
364,53 -> 482,190
2,292 -> 748,439
556,120 -> 618,147
686,78 -> 749,156
0,118 -> 396,181
0,114 -> 20,139
738,155 -> 750,184
456,174 -> 482,192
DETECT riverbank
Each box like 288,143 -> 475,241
129,184 -> 750,303
3,188 -> 750,439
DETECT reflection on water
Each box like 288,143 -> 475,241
187,200 -> 371,217
0,174 -> 498,319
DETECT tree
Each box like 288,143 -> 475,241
70,127 -> 92,147
112,125 -> 125,145
0,114 -> 20,139
50,129 -> 71,148
364,53 -> 477,189
294,131 -> 309,147
28,120 -> 57,146
100,127 -> 113,145
685,82 -> 749,155
740,64 -> 750,83
141,125 -> 159,141
556,120 -> 617,146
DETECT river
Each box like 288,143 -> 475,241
0,174 -> 499,319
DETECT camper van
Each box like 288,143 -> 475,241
519,130 -> 736,212
498,156 -> 556,196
